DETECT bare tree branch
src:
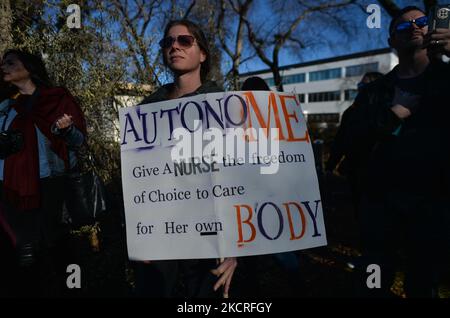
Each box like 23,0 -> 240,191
240,52 -> 257,64
378,0 -> 437,18
288,36 -> 305,49
182,0 -> 197,20
217,0 -> 253,89
111,0 -> 161,85
245,0 -> 355,91
377,0 -> 400,17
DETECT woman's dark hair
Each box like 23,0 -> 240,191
162,19 -> 211,81
241,76 -> 270,91
0,80 -> 12,102
2,49 -> 53,89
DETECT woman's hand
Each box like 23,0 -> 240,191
211,257 -> 238,298
54,113 -> 73,130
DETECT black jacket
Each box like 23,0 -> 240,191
349,60 -> 450,197
140,81 -> 222,104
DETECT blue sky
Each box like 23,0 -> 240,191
41,0 -> 444,81
238,0 -> 442,74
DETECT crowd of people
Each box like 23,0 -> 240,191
0,5 -> 449,298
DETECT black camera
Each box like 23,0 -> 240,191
428,5 -> 450,31
0,130 -> 24,159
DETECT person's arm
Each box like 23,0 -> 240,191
344,90 -> 374,149
325,109 -> 352,172
51,114 -> 85,148
349,85 -> 405,144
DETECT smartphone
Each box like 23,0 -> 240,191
428,5 -> 450,32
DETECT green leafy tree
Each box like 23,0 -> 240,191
6,0 -> 128,183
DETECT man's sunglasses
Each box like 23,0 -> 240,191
159,35 -> 196,49
394,16 -> 428,33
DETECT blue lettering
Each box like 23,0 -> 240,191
160,105 -> 180,141
224,94 -> 248,126
121,112 -> 142,145
203,99 -> 224,129
181,101 -> 203,132
141,111 -> 158,145
257,202 -> 283,240
302,200 -> 322,237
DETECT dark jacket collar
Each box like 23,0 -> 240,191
140,81 -> 222,104
385,59 -> 449,83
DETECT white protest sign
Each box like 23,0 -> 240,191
120,91 -> 327,260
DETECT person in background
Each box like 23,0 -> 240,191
240,76 -> 303,296
325,71 -> 383,216
0,49 -> 86,296
350,6 -> 450,297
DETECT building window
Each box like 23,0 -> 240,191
307,113 -> 340,123
266,78 -> 275,86
265,73 -> 305,87
298,94 -> 305,103
282,73 -> 305,85
344,89 -> 358,101
309,68 -> 342,81
345,62 -> 379,77
308,91 -> 341,102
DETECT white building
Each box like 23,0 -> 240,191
110,83 -> 153,141
240,48 -> 398,124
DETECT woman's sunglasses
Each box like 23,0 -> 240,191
159,35 -> 196,49
394,16 -> 428,33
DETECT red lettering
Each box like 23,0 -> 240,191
278,95 -> 309,142
234,204 -> 256,247
283,202 -> 307,240
242,92 -> 286,141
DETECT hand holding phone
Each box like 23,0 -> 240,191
426,5 -> 450,58
428,5 -> 450,32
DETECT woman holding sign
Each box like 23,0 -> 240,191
134,19 -> 237,297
